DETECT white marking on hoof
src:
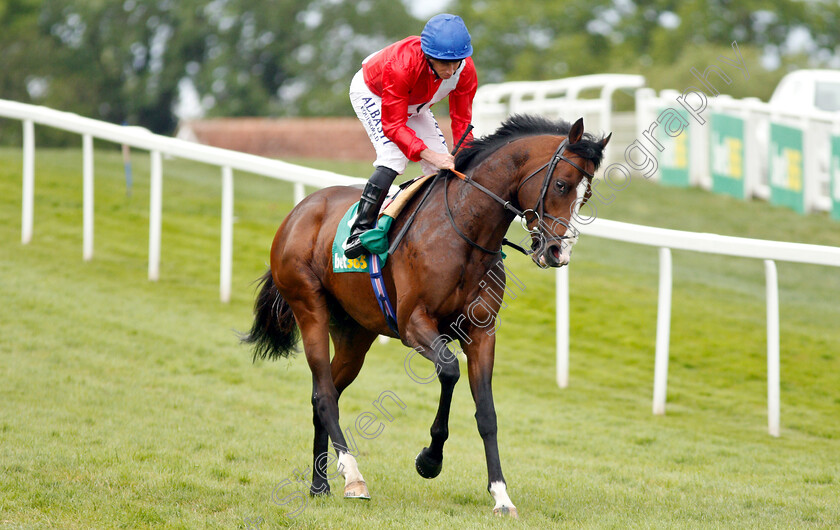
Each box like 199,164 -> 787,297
493,505 -> 519,518
490,481 -> 517,518
338,452 -> 368,499
343,480 -> 370,500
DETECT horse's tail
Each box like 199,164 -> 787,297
241,270 -> 300,361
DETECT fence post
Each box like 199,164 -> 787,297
635,88 -> 655,141
83,134 -> 94,261
22,119 -> 35,244
556,264 -> 570,388
148,150 -> 162,281
599,92 -> 611,151
800,114 -> 822,213
765,260 -> 780,437
652,247 -> 673,415
220,166 -> 234,303
691,104 -> 711,190
294,182 -> 306,205
742,98 -> 762,201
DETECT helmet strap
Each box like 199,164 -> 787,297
425,55 -> 442,80
425,55 -> 462,80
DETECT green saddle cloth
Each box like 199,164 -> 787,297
331,201 -> 394,273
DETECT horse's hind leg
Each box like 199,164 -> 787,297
403,309 -> 460,479
309,319 -> 376,497
285,286 -> 370,500
309,378 -> 331,496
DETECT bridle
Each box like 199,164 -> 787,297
444,137 -> 595,256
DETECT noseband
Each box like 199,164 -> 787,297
444,137 -> 594,255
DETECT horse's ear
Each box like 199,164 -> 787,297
569,118 -> 584,144
600,132 -> 612,148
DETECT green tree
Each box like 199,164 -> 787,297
0,0 -> 56,103
5,0 -> 840,137
454,0 -> 839,99
5,0 -> 417,134
190,0 -> 417,118
31,1 -> 213,133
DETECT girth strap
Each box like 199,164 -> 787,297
369,254 -> 399,336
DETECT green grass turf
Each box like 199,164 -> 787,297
1,145 -> 838,528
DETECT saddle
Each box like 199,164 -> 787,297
381,174 -> 434,219
331,174 -> 434,274
331,174 -> 436,337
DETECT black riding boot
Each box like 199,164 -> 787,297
343,166 -> 397,258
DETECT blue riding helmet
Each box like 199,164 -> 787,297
420,14 -> 473,61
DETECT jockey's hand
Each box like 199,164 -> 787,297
420,149 -> 455,171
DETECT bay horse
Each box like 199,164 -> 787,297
243,115 -> 609,517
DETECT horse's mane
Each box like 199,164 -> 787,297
454,114 -> 606,173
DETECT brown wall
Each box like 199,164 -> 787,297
177,117 -> 454,161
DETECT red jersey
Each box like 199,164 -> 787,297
362,36 -> 477,161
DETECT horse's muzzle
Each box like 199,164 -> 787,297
530,236 -> 576,268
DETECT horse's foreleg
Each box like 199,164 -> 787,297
416,358 -> 459,478
464,332 -> 518,518
403,310 -> 460,479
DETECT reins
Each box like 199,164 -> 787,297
387,125 -> 475,255
386,129 -> 594,259
443,137 -> 594,257
443,168 -> 529,256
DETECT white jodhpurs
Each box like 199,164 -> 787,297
349,68 -> 449,175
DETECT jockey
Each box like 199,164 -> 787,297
343,13 -> 477,259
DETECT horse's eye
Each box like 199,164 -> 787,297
555,181 -> 569,195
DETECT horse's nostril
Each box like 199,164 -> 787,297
550,246 -> 561,260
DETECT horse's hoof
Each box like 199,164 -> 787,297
493,505 -> 519,518
309,484 -> 330,497
343,480 -> 370,500
415,447 -> 443,479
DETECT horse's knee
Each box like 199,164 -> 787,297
437,360 -> 460,387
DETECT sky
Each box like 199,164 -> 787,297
407,0 -> 452,19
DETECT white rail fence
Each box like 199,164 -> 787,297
555,218 -> 840,436
472,74 -> 646,168
635,88 -> 840,215
475,76 -> 840,218
0,99 -> 361,302
5,99 -> 839,437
